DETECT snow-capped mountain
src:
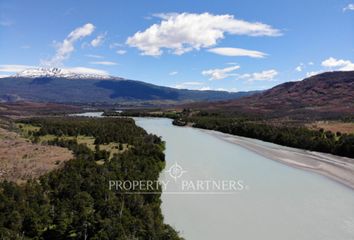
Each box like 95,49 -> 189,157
1,67 -> 254,103
15,67 -> 113,79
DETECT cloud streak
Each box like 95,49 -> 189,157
91,32 -> 106,47
116,50 -> 127,55
43,23 -> 95,66
85,54 -> 104,59
65,67 -> 108,75
90,61 -> 117,66
207,47 -> 267,58
202,65 -> 240,80
173,81 -> 203,89
238,69 -> 278,82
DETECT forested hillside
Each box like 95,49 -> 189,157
0,117 -> 181,239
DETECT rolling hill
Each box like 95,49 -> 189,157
188,71 -> 354,119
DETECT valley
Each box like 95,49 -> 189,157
0,68 -> 353,239
1,1 -> 353,239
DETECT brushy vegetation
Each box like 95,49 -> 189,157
0,117 -> 181,239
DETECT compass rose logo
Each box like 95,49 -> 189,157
165,162 -> 187,181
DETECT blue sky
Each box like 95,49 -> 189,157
0,0 -> 353,91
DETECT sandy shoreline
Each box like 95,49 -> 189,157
200,129 -> 354,190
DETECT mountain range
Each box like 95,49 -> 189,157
0,68 -> 255,104
2,68 -> 353,120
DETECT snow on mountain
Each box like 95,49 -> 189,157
15,67 -> 115,79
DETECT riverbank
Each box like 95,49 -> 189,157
203,129 -> 354,190
70,112 -> 354,190
136,117 -> 354,240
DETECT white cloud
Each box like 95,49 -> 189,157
215,88 -> 227,91
90,61 -> 117,66
306,71 -> 322,78
43,23 -> 95,66
174,81 -> 203,89
202,65 -> 240,80
173,82 -> 237,92
295,66 -> 302,72
169,71 -> 178,76
216,87 -> 237,92
65,67 -> 108,75
201,86 -> 237,92
91,32 -> 106,47
314,57 -> 354,77
295,62 -> 305,72
238,69 -> 278,82
126,12 -> 281,56
85,54 -> 103,59
295,62 -> 315,72
207,47 -> 267,58
321,57 -> 354,71
0,64 -> 34,72
343,3 -> 354,11
199,86 -> 212,91
116,49 -> 127,55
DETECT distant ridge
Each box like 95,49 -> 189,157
187,71 -> 354,119
0,68 -> 257,104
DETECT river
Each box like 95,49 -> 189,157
135,117 -> 354,240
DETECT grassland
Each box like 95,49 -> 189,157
17,123 -> 130,160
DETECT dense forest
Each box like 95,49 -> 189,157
175,112 -> 354,158
0,117 -> 181,239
